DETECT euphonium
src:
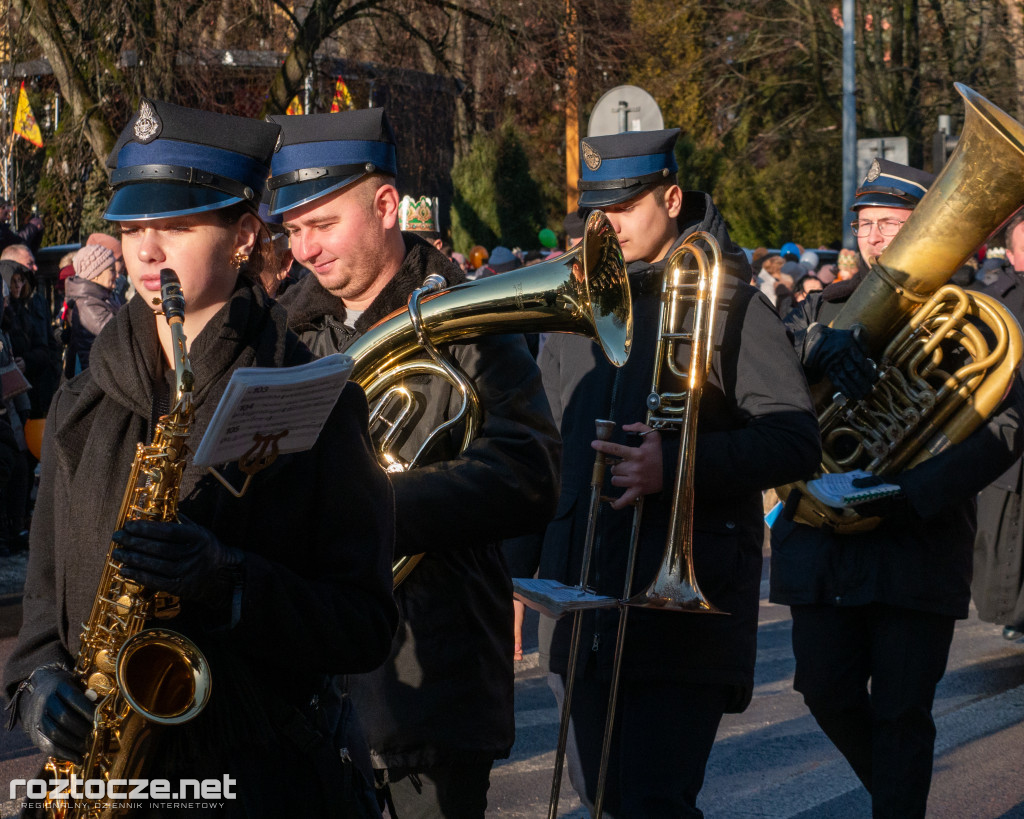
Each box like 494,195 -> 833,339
346,210 -> 632,586
779,83 -> 1024,531
45,270 -> 211,819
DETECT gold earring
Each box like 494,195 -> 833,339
231,251 -> 249,270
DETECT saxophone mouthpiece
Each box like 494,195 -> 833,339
160,269 -> 185,324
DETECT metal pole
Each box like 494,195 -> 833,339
842,0 -> 857,249
547,419 -> 614,819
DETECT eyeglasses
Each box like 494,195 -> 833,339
849,217 -> 906,237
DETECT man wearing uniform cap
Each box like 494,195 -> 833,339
268,108 -> 559,817
524,128 -> 820,816
771,159 -> 1024,817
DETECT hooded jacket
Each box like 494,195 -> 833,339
280,233 -> 560,767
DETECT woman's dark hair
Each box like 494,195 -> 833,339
214,202 -> 271,280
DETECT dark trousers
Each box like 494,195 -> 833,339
548,671 -> 730,819
790,603 -> 956,819
379,756 -> 493,819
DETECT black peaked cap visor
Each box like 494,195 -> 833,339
266,172 -> 367,217
104,183 -> 243,222
578,179 -> 660,210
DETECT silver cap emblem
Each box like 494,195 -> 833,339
133,100 -> 161,143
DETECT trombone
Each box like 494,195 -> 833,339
533,230 -> 726,819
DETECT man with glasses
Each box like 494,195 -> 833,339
770,158 -> 1024,818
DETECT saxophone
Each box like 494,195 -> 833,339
44,270 -> 212,819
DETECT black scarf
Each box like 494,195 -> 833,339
52,281 -> 291,657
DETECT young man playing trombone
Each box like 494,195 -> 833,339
526,128 -> 821,817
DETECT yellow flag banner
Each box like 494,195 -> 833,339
330,77 -> 354,113
13,82 -> 43,149
286,95 -> 304,116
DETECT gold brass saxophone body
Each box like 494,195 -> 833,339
346,210 -> 632,586
45,270 -> 211,819
778,84 -> 1024,532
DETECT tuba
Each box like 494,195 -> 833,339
346,210 -> 632,585
45,271 -> 211,819
779,83 -> 1024,531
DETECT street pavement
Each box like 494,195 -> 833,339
2,557 -> 1024,817
490,560 -> 1024,818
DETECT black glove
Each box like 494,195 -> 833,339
16,666 -> 96,763
112,516 -> 244,606
803,323 -> 877,401
850,474 -> 913,521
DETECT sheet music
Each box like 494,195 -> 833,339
192,353 -> 354,468
513,577 -> 618,619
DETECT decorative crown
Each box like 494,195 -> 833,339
399,195 -> 439,232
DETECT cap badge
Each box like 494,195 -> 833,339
866,158 -> 881,183
582,141 -> 601,172
133,100 -> 161,144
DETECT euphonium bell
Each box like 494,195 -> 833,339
346,211 -> 632,586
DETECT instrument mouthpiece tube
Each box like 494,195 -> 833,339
160,269 -> 186,324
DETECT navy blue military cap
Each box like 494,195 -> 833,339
852,158 -> 935,211
104,99 -> 280,222
577,128 -> 680,209
265,109 -> 398,216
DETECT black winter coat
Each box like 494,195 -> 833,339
531,194 -> 820,704
279,233 -> 561,767
4,280 -> 398,816
968,259 -> 1024,626
2,282 -> 60,418
770,273 -> 1024,619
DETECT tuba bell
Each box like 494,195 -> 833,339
779,83 -> 1024,531
346,210 -> 632,585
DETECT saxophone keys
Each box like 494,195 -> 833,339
94,649 -> 116,673
87,671 -> 114,698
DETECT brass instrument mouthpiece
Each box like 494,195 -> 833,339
160,269 -> 185,323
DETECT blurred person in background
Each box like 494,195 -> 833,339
970,208 -> 1024,643
0,198 -> 43,254
64,245 -> 122,377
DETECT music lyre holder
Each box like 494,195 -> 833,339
206,430 -> 289,498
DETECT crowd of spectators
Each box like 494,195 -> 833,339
0,228 -> 129,555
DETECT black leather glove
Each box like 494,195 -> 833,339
112,516 -> 244,606
803,323 -> 877,401
850,474 -> 913,521
16,666 -> 95,763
